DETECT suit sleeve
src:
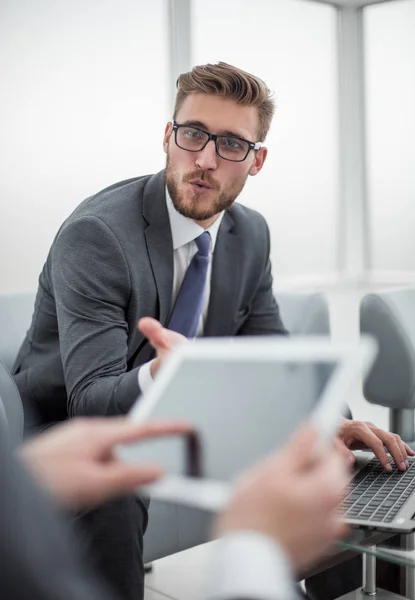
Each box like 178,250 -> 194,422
237,221 -> 288,337
0,434 -> 116,600
51,215 -> 141,417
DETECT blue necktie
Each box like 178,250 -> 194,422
168,231 -> 211,338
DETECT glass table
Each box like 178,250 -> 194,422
334,530 -> 415,599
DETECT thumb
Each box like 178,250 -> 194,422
100,462 -> 164,496
333,437 -> 355,467
138,318 -> 171,351
285,424 -> 321,471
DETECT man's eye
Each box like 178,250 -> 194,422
222,137 -> 241,149
184,129 -> 203,139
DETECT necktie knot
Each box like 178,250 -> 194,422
195,231 -> 210,257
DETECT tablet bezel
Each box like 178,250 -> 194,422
121,335 -> 377,511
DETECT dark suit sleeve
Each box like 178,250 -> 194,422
51,215 -> 141,417
236,222 -> 288,337
0,435 -> 116,600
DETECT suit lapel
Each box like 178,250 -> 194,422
132,175 -> 242,366
142,170 -> 174,326
204,211 -> 243,337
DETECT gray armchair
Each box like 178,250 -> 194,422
0,292 -> 36,373
360,286 -> 415,444
0,292 -> 33,445
0,360 -> 24,446
276,290 -> 330,336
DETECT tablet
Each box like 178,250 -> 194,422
117,336 -> 377,510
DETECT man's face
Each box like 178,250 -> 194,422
164,93 -> 267,225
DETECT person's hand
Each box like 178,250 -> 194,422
138,317 -> 187,378
215,425 -> 349,573
20,417 -> 192,509
335,419 -> 415,472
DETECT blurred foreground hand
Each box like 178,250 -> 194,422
216,425 -> 349,572
20,417 -> 192,509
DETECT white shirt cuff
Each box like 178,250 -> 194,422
207,531 -> 300,600
137,361 -> 154,394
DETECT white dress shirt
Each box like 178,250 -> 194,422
138,190 -> 224,392
208,532 -> 300,600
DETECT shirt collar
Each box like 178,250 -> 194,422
165,187 -> 224,251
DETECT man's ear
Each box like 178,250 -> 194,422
249,146 -> 268,176
163,122 -> 173,154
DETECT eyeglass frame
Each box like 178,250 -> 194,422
172,121 -> 263,163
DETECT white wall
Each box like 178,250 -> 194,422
193,0 -> 415,280
365,0 -> 415,271
0,0 -> 169,291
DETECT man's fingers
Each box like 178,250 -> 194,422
405,443 -> 415,457
99,463 -> 164,495
289,424 -> 354,473
397,437 -> 411,467
138,317 -> 172,351
300,451 -> 348,512
93,419 -> 194,452
375,430 -> 408,471
333,437 -> 355,467
138,318 -> 187,356
357,428 -> 393,472
286,425 -> 321,469
133,421 -> 194,441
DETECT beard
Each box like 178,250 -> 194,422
165,153 -> 248,221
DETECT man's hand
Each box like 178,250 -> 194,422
138,317 -> 187,378
216,426 -> 349,573
20,417 -> 192,509
336,419 -> 415,472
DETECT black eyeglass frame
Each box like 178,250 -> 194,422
172,121 -> 263,163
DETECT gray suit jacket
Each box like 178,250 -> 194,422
13,170 -> 286,427
0,425 -> 116,600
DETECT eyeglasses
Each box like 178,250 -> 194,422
172,121 -> 263,163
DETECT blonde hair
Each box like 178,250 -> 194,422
174,62 -> 275,142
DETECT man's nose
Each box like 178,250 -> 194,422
195,140 -> 218,170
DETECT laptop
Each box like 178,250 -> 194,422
343,452 -> 415,533
118,335 -> 382,514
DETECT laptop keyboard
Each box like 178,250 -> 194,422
343,457 -> 415,523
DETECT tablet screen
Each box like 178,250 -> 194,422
119,358 -> 336,482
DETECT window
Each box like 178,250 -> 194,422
193,0 -> 339,278
365,0 -> 415,272
0,0 -> 169,289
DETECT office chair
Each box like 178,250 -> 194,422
0,360 -> 24,446
0,291 -> 36,372
276,290 -> 330,335
360,286 -> 415,445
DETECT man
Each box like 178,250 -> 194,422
1,412 -> 348,600
13,61 -> 287,600
13,61 -> 413,599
